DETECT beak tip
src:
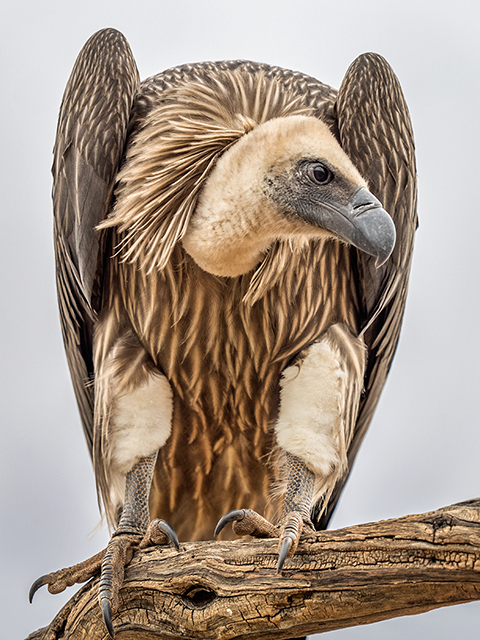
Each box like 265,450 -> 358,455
375,254 -> 389,269
358,207 -> 396,268
373,234 -> 396,268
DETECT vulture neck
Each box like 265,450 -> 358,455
181,115 -> 329,278
182,195 -> 284,278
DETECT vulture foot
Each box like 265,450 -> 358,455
30,455 -> 179,637
275,452 -> 317,570
29,520 -> 178,638
215,508 -> 278,538
276,511 -> 316,571
29,549 -> 105,601
214,508 -> 315,571
97,532 -> 142,637
215,452 -> 317,571
99,520 -> 179,637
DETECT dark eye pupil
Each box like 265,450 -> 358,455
313,165 -> 330,184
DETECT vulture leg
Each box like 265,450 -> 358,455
98,453 -> 179,636
216,325 -> 365,570
30,453 -> 178,637
276,452 -> 316,570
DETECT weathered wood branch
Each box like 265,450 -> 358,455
28,499 -> 480,640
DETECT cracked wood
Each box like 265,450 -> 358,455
27,498 -> 480,640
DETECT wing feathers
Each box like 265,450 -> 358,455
53,29 -> 139,452
314,53 -> 417,528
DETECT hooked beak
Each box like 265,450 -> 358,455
317,187 -> 396,267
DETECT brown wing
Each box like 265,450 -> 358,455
314,53 -> 418,528
53,29 -> 139,452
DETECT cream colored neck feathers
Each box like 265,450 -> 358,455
182,115 -> 365,277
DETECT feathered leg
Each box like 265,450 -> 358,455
216,324 -> 365,570
31,329 -> 178,635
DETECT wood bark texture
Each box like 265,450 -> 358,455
27,499 -> 480,640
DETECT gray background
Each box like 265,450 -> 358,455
2,1 -> 480,638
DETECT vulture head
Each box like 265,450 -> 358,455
182,115 -> 396,277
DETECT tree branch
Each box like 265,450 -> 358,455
27,499 -> 480,640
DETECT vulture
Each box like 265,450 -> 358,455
30,28 -> 417,637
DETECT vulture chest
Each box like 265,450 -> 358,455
108,242 -> 360,539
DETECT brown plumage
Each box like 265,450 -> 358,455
55,28 -> 416,530
44,27 -> 416,634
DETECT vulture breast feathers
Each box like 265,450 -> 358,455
53,29 -> 417,540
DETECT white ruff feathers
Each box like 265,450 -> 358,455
277,342 -> 346,476
276,325 -> 365,505
111,374 -> 173,473
107,373 -> 173,514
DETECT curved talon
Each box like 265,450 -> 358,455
152,519 -> 180,550
214,509 -> 246,537
277,535 -> 293,572
29,575 -> 48,603
101,597 -> 115,637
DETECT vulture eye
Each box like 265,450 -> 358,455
308,163 -> 332,185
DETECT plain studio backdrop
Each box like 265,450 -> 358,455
2,1 -> 480,638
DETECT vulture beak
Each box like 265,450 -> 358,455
319,187 -> 396,268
